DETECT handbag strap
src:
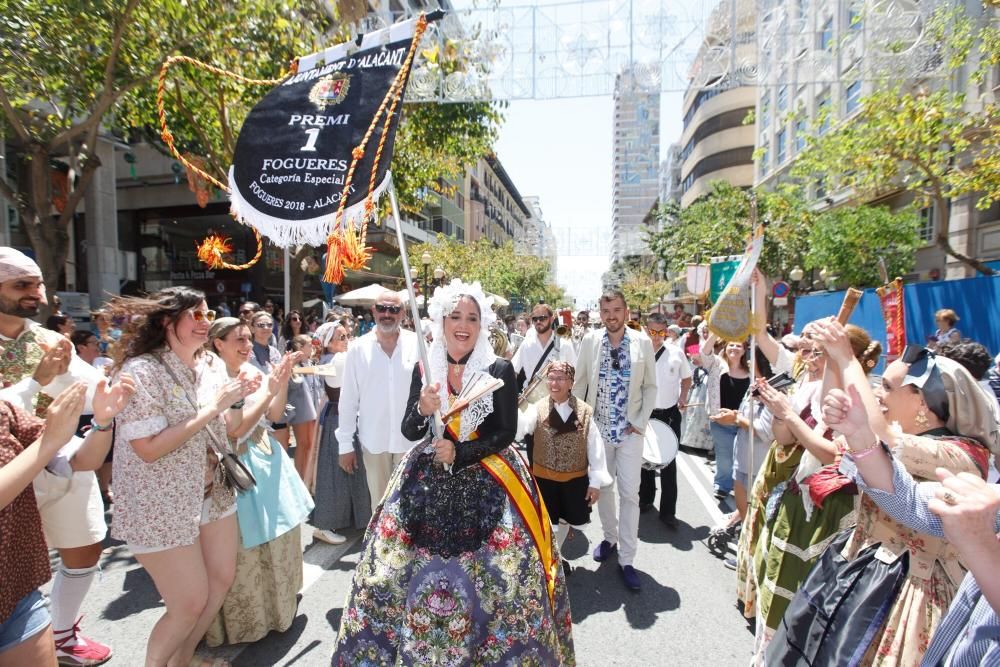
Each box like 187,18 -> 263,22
154,352 -> 231,457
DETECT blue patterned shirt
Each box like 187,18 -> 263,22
595,331 -> 631,446
841,454 -> 1000,667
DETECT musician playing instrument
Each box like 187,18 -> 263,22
512,304 -> 577,394
517,362 -> 612,571
638,312 -> 692,528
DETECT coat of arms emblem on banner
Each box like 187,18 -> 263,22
309,74 -> 350,110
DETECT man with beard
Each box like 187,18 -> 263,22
572,289 -> 657,592
0,248 -> 112,666
336,289 -> 421,509
512,303 -> 577,394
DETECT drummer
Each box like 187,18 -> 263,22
638,312 -> 692,528
518,361 -> 612,573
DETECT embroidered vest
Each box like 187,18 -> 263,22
531,395 -> 590,482
0,324 -> 64,415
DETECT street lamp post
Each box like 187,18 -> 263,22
421,252 -> 432,318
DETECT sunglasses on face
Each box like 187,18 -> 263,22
191,309 -> 216,322
289,317 -> 301,322
647,329 -> 667,338
254,322 -> 272,329
374,304 -> 402,314
531,315 -> 550,323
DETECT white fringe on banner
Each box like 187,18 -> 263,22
227,166 -> 390,248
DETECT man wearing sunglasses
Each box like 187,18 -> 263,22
572,289 -> 657,592
335,289 -> 420,510
638,312 -> 692,527
512,304 -> 577,395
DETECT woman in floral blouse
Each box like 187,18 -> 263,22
109,287 -> 258,667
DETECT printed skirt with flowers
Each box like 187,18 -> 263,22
332,444 -> 575,666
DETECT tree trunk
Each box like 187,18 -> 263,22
288,245 -> 312,313
934,194 -> 996,276
19,144 -> 71,320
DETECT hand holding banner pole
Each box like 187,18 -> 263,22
388,176 -> 450,472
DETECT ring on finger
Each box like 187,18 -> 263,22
941,490 -> 958,506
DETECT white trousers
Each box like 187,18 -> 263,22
362,450 -> 407,514
597,432 -> 643,567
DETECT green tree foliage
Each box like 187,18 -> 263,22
0,0 -> 323,299
0,0 -> 502,306
647,181 -> 920,289
791,4 -> 1000,274
805,205 -> 920,288
619,268 -> 673,315
408,236 -> 568,310
646,182 -> 812,280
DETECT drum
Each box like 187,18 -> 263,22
642,420 -> 679,471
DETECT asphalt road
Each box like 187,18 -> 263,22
49,447 -> 755,666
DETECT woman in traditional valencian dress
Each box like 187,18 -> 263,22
747,324 -> 882,661
333,279 -> 575,666
769,322 -> 998,666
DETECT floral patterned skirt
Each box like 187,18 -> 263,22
333,445 -> 575,666
204,524 -> 303,646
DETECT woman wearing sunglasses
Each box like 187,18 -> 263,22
768,322 -> 997,666
279,310 -> 304,353
311,323 -> 370,546
106,287 -> 259,667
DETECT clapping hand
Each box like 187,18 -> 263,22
268,352 -> 302,395
755,379 -> 794,421
33,337 -> 72,386
811,319 -> 854,367
40,381 -> 87,456
928,468 -> 1000,555
91,374 -> 137,427
709,408 -> 738,426
822,385 -> 875,443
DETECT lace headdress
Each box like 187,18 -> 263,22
426,279 -> 497,440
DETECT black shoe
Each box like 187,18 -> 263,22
562,559 -> 573,577
659,515 -> 678,528
639,503 -> 655,513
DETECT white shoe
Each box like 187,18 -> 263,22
313,528 -> 347,545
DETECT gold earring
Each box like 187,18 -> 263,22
915,409 -> 929,429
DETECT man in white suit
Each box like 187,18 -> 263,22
572,289 -> 657,591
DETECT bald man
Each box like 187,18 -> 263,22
335,289 -> 421,509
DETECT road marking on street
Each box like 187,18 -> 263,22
676,452 -> 726,525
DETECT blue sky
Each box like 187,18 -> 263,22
495,92 -> 687,309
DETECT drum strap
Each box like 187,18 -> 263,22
655,346 -> 666,363
530,337 -> 557,382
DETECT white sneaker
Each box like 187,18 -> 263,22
313,528 -> 347,545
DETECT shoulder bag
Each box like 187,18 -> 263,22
155,353 -> 257,492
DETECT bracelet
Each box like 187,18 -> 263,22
847,437 -> 882,461
230,399 -> 246,410
90,418 -> 113,432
